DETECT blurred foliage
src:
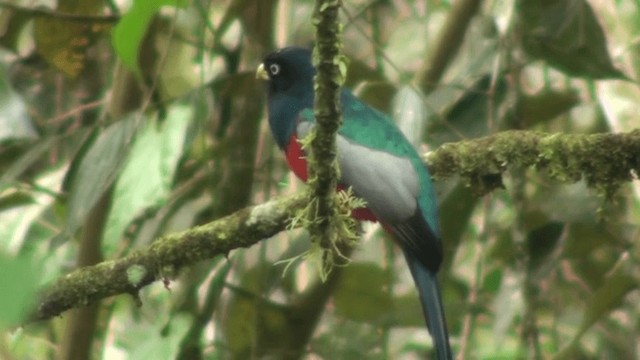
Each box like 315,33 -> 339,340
0,0 -> 639,359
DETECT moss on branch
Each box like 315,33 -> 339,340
33,130 -> 639,321
306,0 -> 352,277
34,192 -> 308,321
426,129 -> 640,196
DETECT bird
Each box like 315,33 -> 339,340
256,47 -> 452,360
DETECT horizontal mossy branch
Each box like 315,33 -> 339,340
34,130 -> 639,321
34,192 -> 308,321
425,129 -> 640,195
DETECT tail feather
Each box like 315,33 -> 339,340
405,252 -> 452,360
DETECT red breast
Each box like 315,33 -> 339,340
285,135 -> 378,222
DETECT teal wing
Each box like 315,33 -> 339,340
338,91 -> 439,235
295,90 -> 441,265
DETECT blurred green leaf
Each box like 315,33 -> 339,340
0,139 -> 56,191
527,222 -> 564,270
385,17 -> 428,73
0,190 -> 33,211
555,266 -> 636,359
0,63 -> 36,142
175,261 -> 231,359
563,222 -> 617,259
33,0 -> 109,77
0,252 -> 40,329
112,0 -> 186,76
439,182 -> 479,269
235,0 -> 278,47
103,106 -> 190,255
390,293 -> 427,328
356,81 -> 397,115
312,320 -> 384,359
429,74 -> 508,146
493,272 -> 522,345
334,262 -> 392,323
514,89 -> 580,127
345,58 -> 386,89
518,0 -> 627,79
532,182 -> 600,224
127,314 -> 190,360
0,8 -> 32,53
63,116 -> 138,241
483,268 -> 503,294
393,85 -> 427,148
579,269 -> 636,336
0,167 -> 65,257
223,286 -> 265,357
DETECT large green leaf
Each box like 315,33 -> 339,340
513,89 -> 580,127
0,252 -> 40,329
0,62 -> 36,142
389,293 -> 429,328
103,106 -> 190,255
112,0 -> 186,76
579,271 -> 635,337
0,167 -> 66,257
428,74 -> 508,146
63,116 -> 138,241
438,182 -> 479,272
175,261 -> 231,358
554,266 -> 636,359
334,262 -> 393,323
492,270 -> 522,346
124,313 -> 190,360
518,0 -> 626,79
0,139 -> 56,192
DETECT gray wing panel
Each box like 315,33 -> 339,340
336,135 -> 419,223
296,122 -> 419,224
296,121 -> 313,138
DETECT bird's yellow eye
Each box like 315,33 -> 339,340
269,63 -> 281,75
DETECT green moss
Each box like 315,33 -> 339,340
36,130 -> 639,320
426,130 -> 639,196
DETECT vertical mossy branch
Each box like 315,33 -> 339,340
307,0 -> 347,276
308,0 -> 345,274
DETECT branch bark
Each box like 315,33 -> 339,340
307,0 -> 347,267
34,192 -> 307,321
33,130 -> 640,321
425,129 -> 640,196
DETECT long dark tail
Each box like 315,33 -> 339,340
405,252 -> 452,360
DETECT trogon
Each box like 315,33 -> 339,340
256,47 -> 452,360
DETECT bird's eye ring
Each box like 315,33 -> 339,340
269,63 -> 281,75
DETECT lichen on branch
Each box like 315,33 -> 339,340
306,0 -> 353,278
425,129 -> 640,196
34,192 -> 308,321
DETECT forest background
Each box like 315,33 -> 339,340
0,0 -> 639,359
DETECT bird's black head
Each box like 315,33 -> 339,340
257,47 -> 315,149
257,47 -> 315,95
